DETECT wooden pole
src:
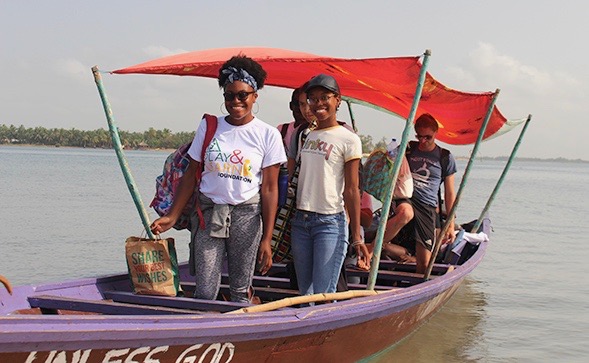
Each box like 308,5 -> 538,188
366,50 -> 431,289
471,115 -> 532,232
424,89 -> 500,280
92,66 -> 155,239
227,289 -> 384,314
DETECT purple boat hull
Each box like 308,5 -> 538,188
0,221 -> 489,363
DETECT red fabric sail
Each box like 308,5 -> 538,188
113,47 -> 509,145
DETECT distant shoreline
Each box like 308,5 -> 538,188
2,143 -> 587,163
455,155 -> 589,163
0,143 -> 176,154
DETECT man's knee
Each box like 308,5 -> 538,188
395,203 -> 414,224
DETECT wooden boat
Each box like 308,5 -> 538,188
0,47 -> 531,363
0,232 -> 488,363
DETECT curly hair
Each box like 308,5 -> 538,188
218,55 -> 267,90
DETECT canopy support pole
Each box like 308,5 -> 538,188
471,114 -> 532,233
92,66 -> 155,239
367,50 -> 431,290
345,99 -> 358,133
424,89 -> 500,280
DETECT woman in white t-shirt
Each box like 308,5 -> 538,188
291,74 -> 371,296
150,55 -> 286,303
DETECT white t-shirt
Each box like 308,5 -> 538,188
296,125 -> 362,214
394,155 -> 414,199
187,115 -> 287,205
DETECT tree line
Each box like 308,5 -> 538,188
0,124 -> 386,153
0,124 -> 194,150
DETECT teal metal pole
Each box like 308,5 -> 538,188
92,66 -> 155,239
424,89 -> 500,280
471,114 -> 532,232
367,49 -> 431,290
345,99 -> 358,133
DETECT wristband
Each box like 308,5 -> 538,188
351,240 -> 365,247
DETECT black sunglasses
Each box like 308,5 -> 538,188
223,91 -> 255,102
416,134 -> 433,140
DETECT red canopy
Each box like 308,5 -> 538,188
113,47 -> 510,145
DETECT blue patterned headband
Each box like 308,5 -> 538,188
221,66 -> 258,91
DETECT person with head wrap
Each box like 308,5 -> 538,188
151,55 -> 286,303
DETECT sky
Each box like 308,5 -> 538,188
1,1 -> 587,160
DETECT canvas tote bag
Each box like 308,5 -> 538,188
125,236 -> 180,296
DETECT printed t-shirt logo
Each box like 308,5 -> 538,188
410,156 -> 441,190
301,137 -> 334,160
205,138 -> 253,183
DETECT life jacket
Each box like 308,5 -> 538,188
150,114 -> 217,231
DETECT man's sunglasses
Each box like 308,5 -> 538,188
416,134 -> 433,140
223,91 -> 255,102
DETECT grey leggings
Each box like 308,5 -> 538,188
190,203 -> 262,303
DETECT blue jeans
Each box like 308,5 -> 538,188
291,210 -> 348,295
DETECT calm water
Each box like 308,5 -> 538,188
1,145 -> 588,362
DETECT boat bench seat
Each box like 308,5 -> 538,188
181,282 -> 300,301
269,262 -> 451,278
346,269 -> 431,285
103,291 -> 250,313
377,260 -> 453,274
239,274 -> 395,291
28,294 -> 201,315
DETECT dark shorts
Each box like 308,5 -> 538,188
388,198 -> 411,218
392,198 -> 436,253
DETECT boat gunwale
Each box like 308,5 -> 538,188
0,232 -> 488,353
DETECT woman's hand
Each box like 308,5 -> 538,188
150,216 -> 176,235
355,243 -> 371,271
257,239 -> 273,275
